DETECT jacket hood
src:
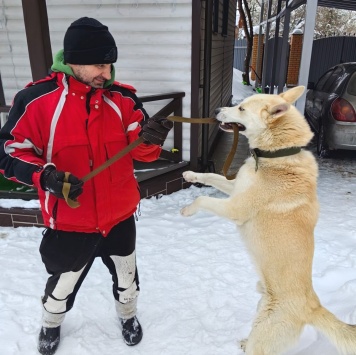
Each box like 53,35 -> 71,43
51,49 -> 115,87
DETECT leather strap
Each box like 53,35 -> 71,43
221,123 -> 239,180
62,171 -> 80,208
82,116 -> 218,183
62,116 -> 240,208
168,116 -> 217,124
82,136 -> 145,183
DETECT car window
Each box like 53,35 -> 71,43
315,69 -> 333,91
321,66 -> 344,93
347,72 -> 356,96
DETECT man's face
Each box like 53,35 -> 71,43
69,64 -> 112,88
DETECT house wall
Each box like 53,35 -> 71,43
197,0 -> 237,160
0,0 -> 193,160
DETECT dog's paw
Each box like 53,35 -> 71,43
182,171 -> 199,183
180,204 -> 197,217
240,338 -> 248,352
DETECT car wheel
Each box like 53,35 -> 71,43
316,122 -> 329,157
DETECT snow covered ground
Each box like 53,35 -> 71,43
1,70 -> 356,354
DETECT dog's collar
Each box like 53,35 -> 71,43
250,147 -> 302,172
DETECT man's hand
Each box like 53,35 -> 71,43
139,116 -> 173,146
40,165 -> 83,200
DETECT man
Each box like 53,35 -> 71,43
0,17 -> 173,355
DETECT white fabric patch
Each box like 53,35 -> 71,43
115,297 -> 137,319
117,282 -> 139,304
41,308 -> 65,328
127,122 -> 139,132
110,251 -> 136,289
103,95 -> 124,129
47,76 -> 68,163
5,138 -> 43,155
110,251 -> 139,303
43,264 -> 86,313
43,295 -> 67,314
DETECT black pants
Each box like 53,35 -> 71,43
39,215 -> 139,315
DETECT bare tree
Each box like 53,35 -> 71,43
237,0 -> 253,85
314,7 -> 356,37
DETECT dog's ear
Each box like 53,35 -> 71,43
279,86 -> 305,103
268,102 -> 290,119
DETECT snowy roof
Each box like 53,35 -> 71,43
290,0 -> 356,11
318,0 -> 356,11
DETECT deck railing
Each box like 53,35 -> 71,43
0,91 -> 185,162
139,91 -> 185,162
0,91 -> 186,199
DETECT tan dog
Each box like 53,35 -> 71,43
180,86 -> 356,355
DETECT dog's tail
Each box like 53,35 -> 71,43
309,305 -> 356,354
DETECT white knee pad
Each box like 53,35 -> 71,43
110,251 -> 139,304
110,251 -> 136,289
42,264 -> 87,314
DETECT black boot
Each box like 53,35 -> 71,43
38,326 -> 60,355
120,316 -> 143,346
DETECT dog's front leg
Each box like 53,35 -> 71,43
181,196 -> 235,220
183,171 -> 235,195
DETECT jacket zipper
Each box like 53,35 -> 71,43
86,89 -> 95,172
86,89 -> 99,231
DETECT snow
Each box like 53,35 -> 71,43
1,69 -> 356,355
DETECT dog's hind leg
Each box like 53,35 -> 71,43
240,338 -> 248,352
180,196 -> 243,222
244,306 -> 304,355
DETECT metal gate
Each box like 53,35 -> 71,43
233,38 -> 247,71
309,36 -> 356,84
264,37 -> 289,88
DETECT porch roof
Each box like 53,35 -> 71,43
288,0 -> 356,11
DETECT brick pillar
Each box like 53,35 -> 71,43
251,34 -> 264,82
287,32 -> 303,86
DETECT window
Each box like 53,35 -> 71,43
222,0 -> 229,37
321,66 -> 343,93
347,72 -> 356,96
213,0 -> 219,33
315,70 -> 333,91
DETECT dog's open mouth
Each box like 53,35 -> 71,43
219,122 -> 246,133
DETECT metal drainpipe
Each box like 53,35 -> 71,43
201,0 -> 213,172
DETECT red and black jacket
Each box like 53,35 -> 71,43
0,72 -> 161,235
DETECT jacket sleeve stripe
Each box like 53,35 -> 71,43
5,138 -> 43,155
47,77 -> 68,163
103,95 -> 123,125
127,122 -> 139,133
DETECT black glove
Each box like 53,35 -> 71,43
40,165 -> 84,200
139,116 -> 173,146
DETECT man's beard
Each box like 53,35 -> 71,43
75,73 -> 105,88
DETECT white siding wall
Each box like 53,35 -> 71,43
0,1 -> 31,103
0,0 -> 193,160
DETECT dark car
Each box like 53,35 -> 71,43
304,62 -> 356,156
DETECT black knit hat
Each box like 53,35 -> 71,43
63,17 -> 117,64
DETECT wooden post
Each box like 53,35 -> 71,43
21,0 -> 53,81
287,31 -> 303,86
